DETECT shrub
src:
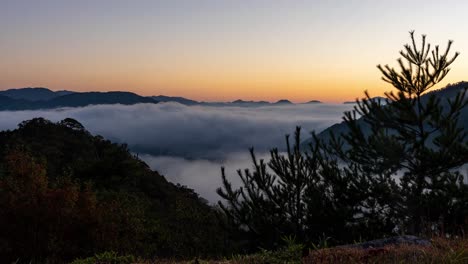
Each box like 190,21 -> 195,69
231,237 -> 303,264
70,251 -> 135,264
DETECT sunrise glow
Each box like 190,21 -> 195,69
1,0 -> 467,103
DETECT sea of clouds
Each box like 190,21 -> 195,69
0,102 -> 354,202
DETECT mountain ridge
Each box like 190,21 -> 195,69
2,84 -> 464,110
0,87 -> 330,108
0,87 -> 75,101
0,89 -> 158,110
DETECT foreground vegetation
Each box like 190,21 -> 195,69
69,237 -> 467,263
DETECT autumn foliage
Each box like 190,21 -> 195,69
0,118 -> 227,263
0,149 -> 139,261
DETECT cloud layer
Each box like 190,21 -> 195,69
140,152 -> 274,203
0,103 -> 353,159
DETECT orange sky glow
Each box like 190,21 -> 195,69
1,1 -> 466,103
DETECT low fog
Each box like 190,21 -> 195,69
0,103 -> 353,158
0,102 -> 354,202
140,152 -> 274,203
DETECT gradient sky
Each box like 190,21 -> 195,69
1,0 -> 467,102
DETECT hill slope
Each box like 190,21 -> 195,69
0,87 -> 74,101
0,118 -> 225,261
0,91 -> 158,110
46,91 -> 156,107
152,95 -> 199,105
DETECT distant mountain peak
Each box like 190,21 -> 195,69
48,91 -> 156,108
231,99 -> 269,105
0,89 -> 157,110
274,99 -> 293,105
151,95 -> 199,105
0,87 -> 75,101
304,100 -> 322,104
5,87 -> 50,91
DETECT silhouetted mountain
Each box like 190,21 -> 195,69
151,95 -> 199,105
46,91 -> 157,108
303,100 -> 322,104
424,82 -> 468,99
230,99 -> 270,106
0,87 -> 74,101
303,82 -> 468,146
274,99 -> 293,105
55,90 -> 75,96
0,91 -> 158,110
197,99 -> 292,107
0,87 -> 316,109
0,95 -> 42,110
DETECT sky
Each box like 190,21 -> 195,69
1,0 -> 467,103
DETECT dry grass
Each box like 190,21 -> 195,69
304,237 -> 468,264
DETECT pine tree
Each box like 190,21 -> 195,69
217,128 -> 370,250
217,32 -> 468,251
331,31 -> 468,235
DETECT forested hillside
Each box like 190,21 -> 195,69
0,118 -> 228,262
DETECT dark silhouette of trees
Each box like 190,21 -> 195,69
332,31 -> 467,235
217,32 -> 467,251
217,128 -> 374,250
0,149 -> 106,261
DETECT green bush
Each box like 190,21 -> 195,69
232,237 -> 303,264
70,251 -> 135,264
